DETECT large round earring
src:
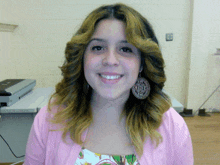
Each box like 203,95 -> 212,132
132,72 -> 150,99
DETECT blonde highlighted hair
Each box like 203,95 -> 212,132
47,3 -> 172,158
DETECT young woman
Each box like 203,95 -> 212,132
23,3 -> 193,165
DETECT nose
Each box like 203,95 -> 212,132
102,49 -> 120,66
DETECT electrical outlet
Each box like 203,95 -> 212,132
166,33 -> 173,41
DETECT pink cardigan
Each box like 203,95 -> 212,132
23,105 -> 194,165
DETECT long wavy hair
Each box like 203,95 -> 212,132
47,3 -> 172,158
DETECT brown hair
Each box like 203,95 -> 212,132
47,3 -> 172,158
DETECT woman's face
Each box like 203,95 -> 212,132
84,19 -> 142,100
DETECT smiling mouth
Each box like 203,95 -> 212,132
98,74 -> 124,80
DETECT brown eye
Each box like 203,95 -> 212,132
120,47 -> 132,53
91,46 -> 104,51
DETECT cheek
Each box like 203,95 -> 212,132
84,54 -> 97,75
83,55 -> 90,77
125,58 -> 141,72
83,53 -> 91,69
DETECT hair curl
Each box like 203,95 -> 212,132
47,3 -> 172,158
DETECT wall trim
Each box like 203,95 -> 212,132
0,23 -> 18,32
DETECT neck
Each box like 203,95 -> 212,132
90,90 -> 130,121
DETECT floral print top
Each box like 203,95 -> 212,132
75,147 -> 140,165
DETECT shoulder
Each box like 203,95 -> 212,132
35,103 -> 66,130
27,103 -> 67,152
163,106 -> 192,138
157,107 -> 193,153
24,104 -> 75,164
30,101 -> 67,143
163,107 -> 184,121
161,107 -> 187,131
31,105 -> 57,140
140,107 -> 194,164
159,107 -> 194,164
159,107 -> 191,141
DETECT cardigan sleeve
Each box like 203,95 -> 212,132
23,105 -> 50,165
171,109 -> 194,165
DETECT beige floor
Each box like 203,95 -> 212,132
184,112 -> 220,165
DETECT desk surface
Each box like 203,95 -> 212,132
0,88 -> 184,113
0,87 -> 55,113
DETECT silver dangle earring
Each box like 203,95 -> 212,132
132,72 -> 150,99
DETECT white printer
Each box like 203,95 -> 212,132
0,79 -> 55,114
0,79 -> 36,107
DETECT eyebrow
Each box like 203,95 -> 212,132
88,38 -> 128,44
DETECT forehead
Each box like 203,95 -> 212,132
92,19 -> 126,40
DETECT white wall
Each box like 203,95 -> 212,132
0,0 -> 219,112
204,0 -> 220,112
187,0 -> 220,112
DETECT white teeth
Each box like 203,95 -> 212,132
100,74 -> 122,80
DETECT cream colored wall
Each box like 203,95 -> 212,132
204,0 -> 220,112
0,0 -> 219,111
187,0 -> 220,112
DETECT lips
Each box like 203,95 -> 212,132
99,72 -> 124,76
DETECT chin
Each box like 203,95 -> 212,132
100,90 -> 130,101
100,93 -> 120,100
